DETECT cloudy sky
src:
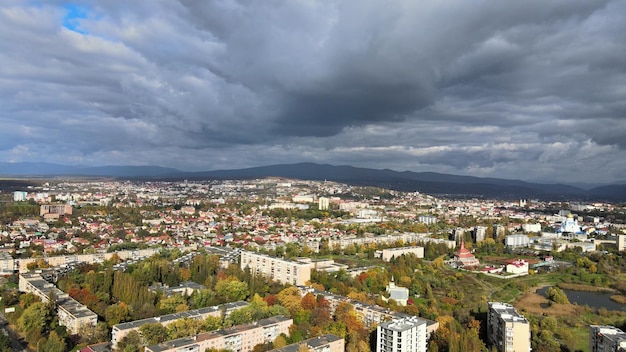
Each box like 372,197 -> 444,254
1,0 -> 625,184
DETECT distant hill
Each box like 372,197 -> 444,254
0,162 -> 180,177
1,161 -> 625,201
186,163 -> 590,200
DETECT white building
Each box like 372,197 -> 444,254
590,325 -> 626,352
318,197 -> 330,210
376,316 -> 427,352
417,215 -> 437,225
473,226 -> 487,243
13,191 -> 27,202
522,223 -> 542,233
376,246 -> 424,262
505,234 -> 530,248
506,259 -> 529,274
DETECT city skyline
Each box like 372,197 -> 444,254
1,1 -> 626,184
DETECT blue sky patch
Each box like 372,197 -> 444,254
62,4 -> 89,34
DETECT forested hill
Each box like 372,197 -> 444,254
2,162 -> 626,201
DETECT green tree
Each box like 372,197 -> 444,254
159,295 -> 189,314
40,331 -> 66,352
17,302 -> 50,344
106,302 -> 130,326
139,323 -> 168,345
215,277 -> 249,302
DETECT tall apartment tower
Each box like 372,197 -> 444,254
590,325 -> 626,352
487,302 -> 531,352
473,226 -> 487,243
376,316 -> 427,352
318,197 -> 330,210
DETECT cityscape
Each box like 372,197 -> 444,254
0,177 -> 625,351
2,1 -> 626,352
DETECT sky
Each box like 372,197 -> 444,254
1,0 -> 625,184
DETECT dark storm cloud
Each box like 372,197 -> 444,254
1,0 -> 626,183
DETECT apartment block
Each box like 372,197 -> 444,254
271,334 -> 344,352
112,301 -> 248,348
590,325 -> 626,352
240,251 -> 313,286
145,316 -> 293,352
487,302 -> 531,352
40,204 -> 72,216
19,273 -> 97,334
377,316 -> 427,352
376,246 -> 424,262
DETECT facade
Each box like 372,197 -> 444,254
590,325 -> 626,352
19,273 -> 97,334
522,223 -> 542,233
241,251 -> 313,285
376,316 -> 427,352
487,302 -> 531,352
112,301 -> 249,348
505,234 -> 530,248
506,259 -> 529,274
144,316 -> 293,352
318,197 -> 330,210
417,215 -> 437,225
473,226 -> 487,243
40,204 -> 73,216
13,191 -> 27,202
377,246 -> 424,262
270,334 -> 344,352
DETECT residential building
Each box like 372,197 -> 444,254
13,191 -> 27,202
522,223 -> 542,233
318,197 -> 330,210
376,316 -> 427,352
270,334 -> 344,352
505,234 -> 530,248
240,251 -> 313,286
487,302 -> 531,352
473,226 -> 487,243
417,215 -> 437,225
19,273 -> 97,334
590,325 -> 626,352
111,301 -> 248,348
40,204 -> 72,217
376,246 -> 424,262
144,316 -> 292,352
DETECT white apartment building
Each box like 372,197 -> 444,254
376,316 -> 427,352
240,251 -> 313,286
376,246 -> 424,262
487,302 -> 531,352
505,234 -> 530,248
590,325 -> 626,352
112,301 -> 248,348
474,226 -> 487,243
13,191 -> 27,202
145,316 -> 293,352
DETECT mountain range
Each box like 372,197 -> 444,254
1,162 -> 625,201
